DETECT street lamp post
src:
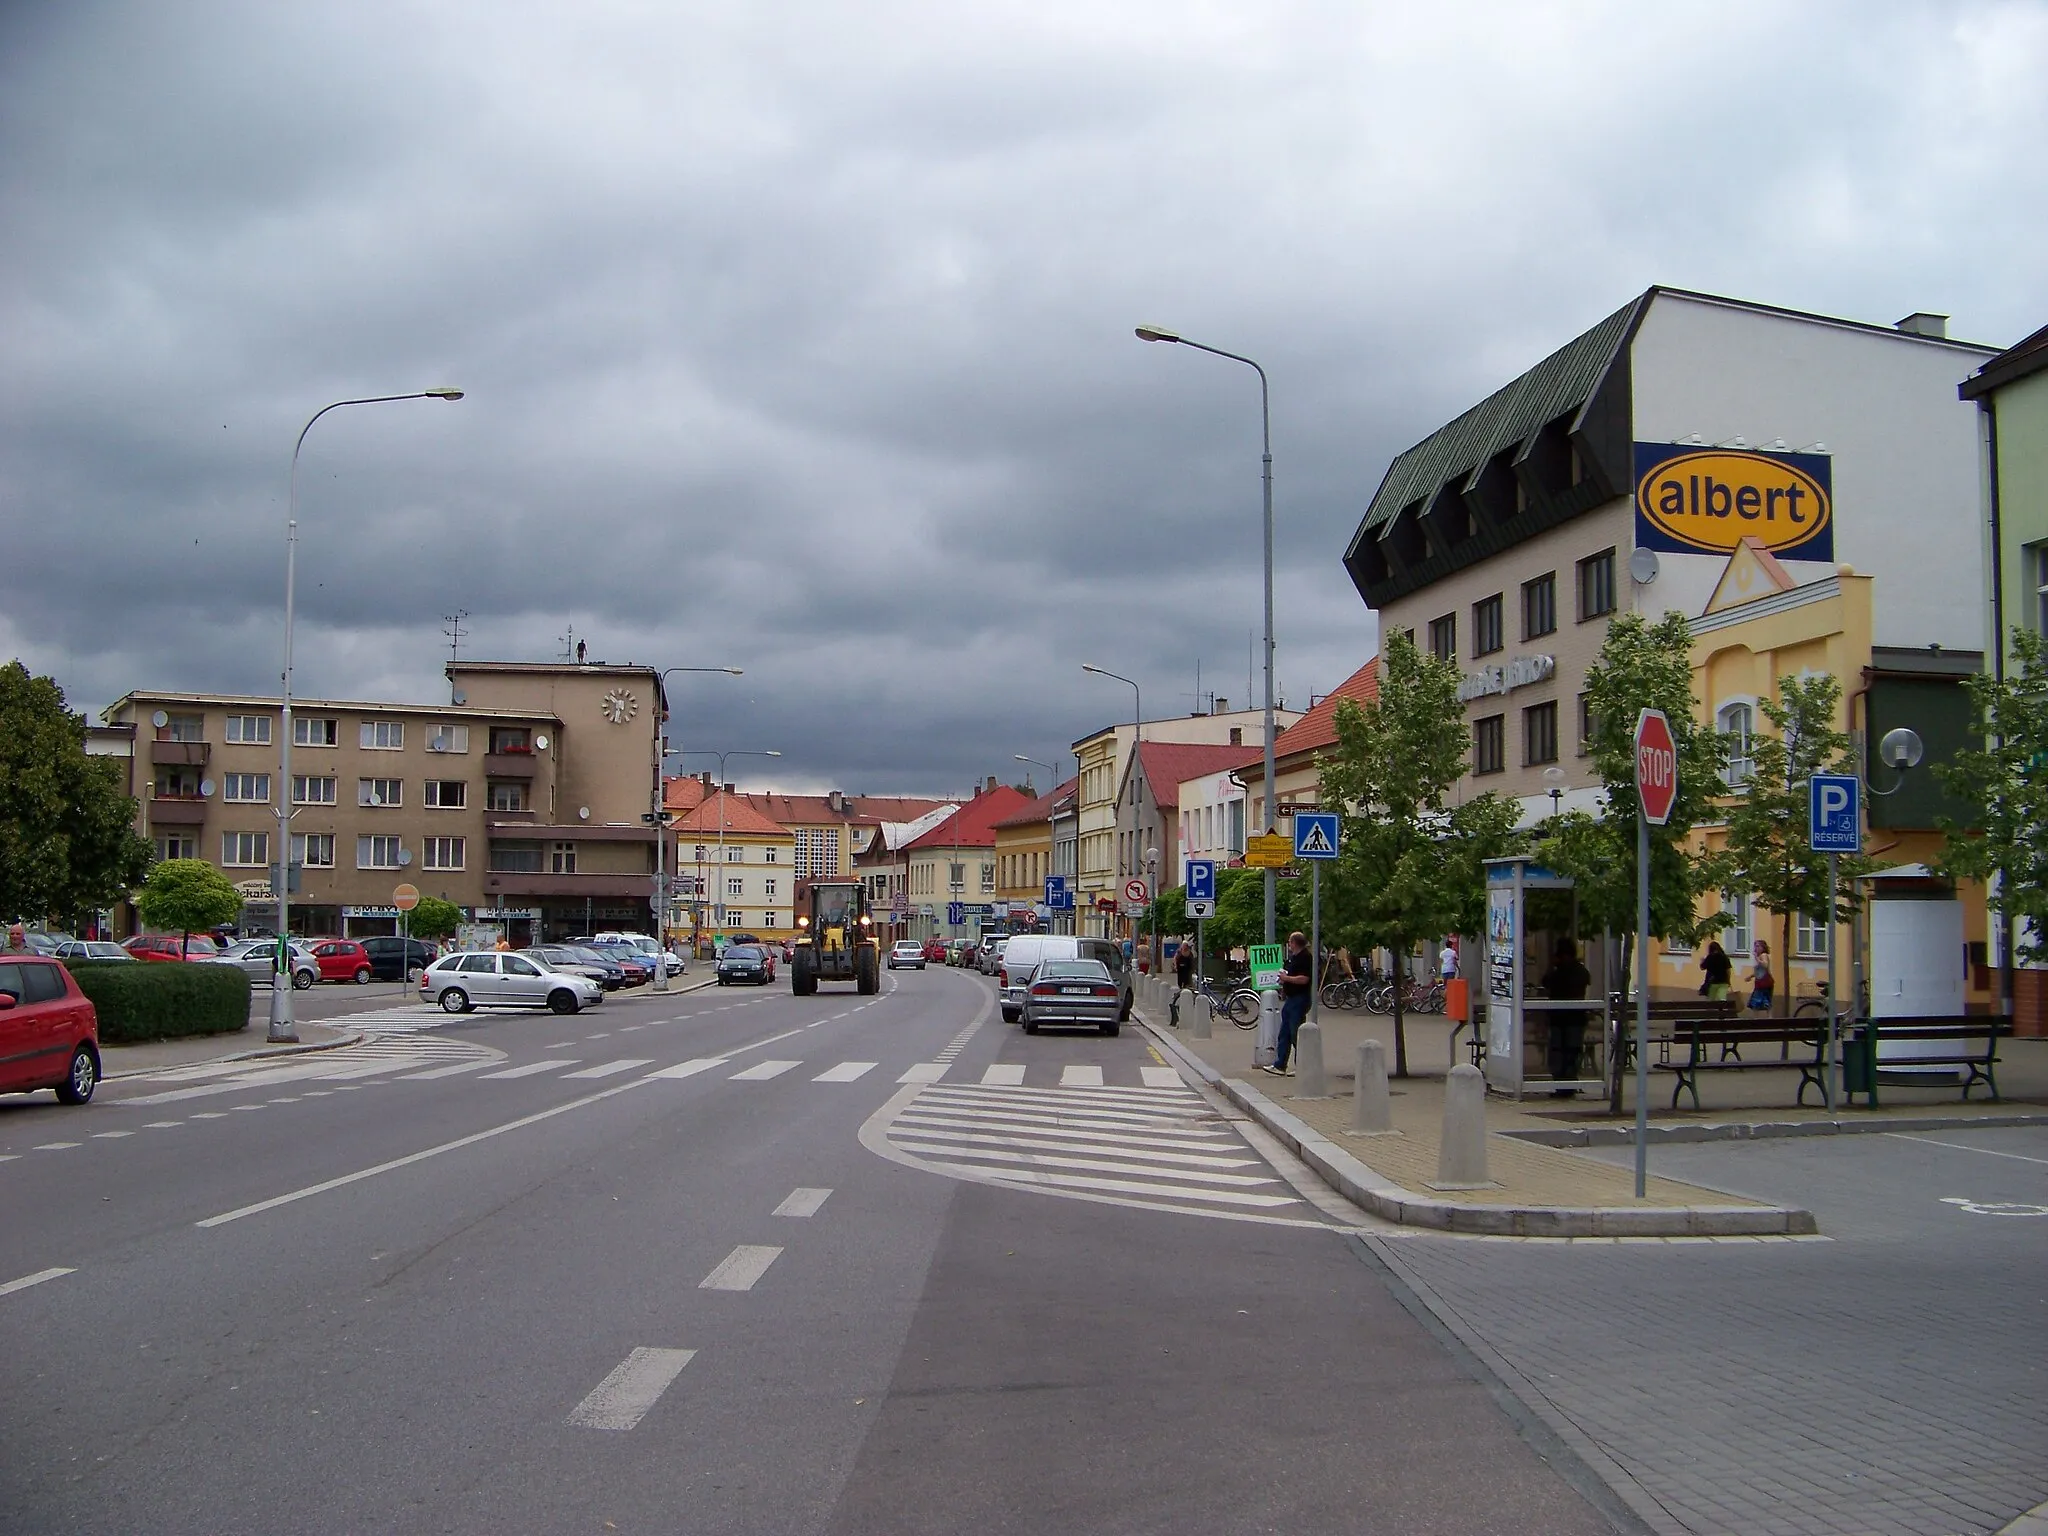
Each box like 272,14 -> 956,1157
673,747 -> 781,954
269,389 -> 462,1043
649,667 -> 744,991
1145,845 -> 1160,984
1082,664 -> 1142,943
1135,324 -> 1277,944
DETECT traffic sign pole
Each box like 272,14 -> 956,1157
1635,808 -> 1651,1197
1310,861 -> 1321,1031
1826,851 -> 1838,1114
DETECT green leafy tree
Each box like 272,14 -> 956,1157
1722,672 -> 1867,1001
134,859 -> 242,951
0,662 -> 153,928
1315,632 -> 1521,1076
1153,868 -> 1310,977
406,895 -> 462,944
1936,625 -> 2048,963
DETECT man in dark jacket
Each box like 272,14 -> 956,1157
1540,937 -> 1592,1092
1265,932 -> 1312,1075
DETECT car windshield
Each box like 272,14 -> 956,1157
725,945 -> 763,960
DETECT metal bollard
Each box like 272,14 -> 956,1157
1294,1021 -> 1326,1095
1436,1062 -> 1490,1187
1255,986 -> 1280,1067
1351,1039 -> 1392,1133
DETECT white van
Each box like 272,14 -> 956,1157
998,935 -> 1131,1023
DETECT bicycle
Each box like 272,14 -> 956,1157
1174,973 -> 1263,1029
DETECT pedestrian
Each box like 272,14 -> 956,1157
1264,931 -> 1312,1076
1699,939 -> 1732,1002
1174,938 -> 1195,991
1438,938 -> 1459,982
1540,937 -> 1592,1093
1747,940 -> 1775,1013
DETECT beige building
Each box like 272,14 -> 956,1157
668,791 -> 798,944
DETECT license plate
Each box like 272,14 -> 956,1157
1061,986 -> 1092,995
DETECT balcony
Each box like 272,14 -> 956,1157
483,751 -> 539,779
151,740 -> 210,767
148,795 -> 208,825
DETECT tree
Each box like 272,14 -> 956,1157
1315,632 -> 1521,1076
0,662 -> 153,928
1936,624 -> 2048,964
1722,672 -> 1867,1002
406,895 -> 462,944
134,859 -> 242,951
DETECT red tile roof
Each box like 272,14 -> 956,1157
904,784 -> 1037,851
663,775 -> 710,814
1265,657 -> 1381,767
1131,743 -> 1263,811
669,790 -> 790,838
742,792 -> 951,826
991,777 -> 1078,830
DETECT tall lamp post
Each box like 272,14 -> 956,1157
673,747 -> 780,953
1145,845 -> 1160,982
1135,324 -> 1277,944
649,666 -> 744,991
1082,664 -> 1142,943
269,388 -> 463,1043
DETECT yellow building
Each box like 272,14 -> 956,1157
669,790 -> 798,945
993,780 -> 1071,923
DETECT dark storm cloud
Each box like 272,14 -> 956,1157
3,0 -> 2043,790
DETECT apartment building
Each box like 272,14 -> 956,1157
992,780 -> 1074,926
668,790 -> 798,943
1114,744 -> 1258,899
900,780 -> 1033,942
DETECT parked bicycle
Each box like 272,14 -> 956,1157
1172,973 -> 1263,1030
1364,976 -> 1446,1015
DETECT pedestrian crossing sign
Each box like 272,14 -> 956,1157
1293,812 -> 1339,860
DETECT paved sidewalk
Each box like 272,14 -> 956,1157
104,1021 -> 363,1079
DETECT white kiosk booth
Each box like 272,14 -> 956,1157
1482,856 -> 1611,1100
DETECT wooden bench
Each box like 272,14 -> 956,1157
1846,1016 -> 2010,1107
1652,1015 -> 1831,1111
1611,998 -> 1735,1070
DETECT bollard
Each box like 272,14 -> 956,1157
1435,1062 -> 1491,1187
1294,1021 -> 1326,1095
1350,1039 -> 1392,1133
1185,987 -> 1211,1039
1255,986 -> 1280,1067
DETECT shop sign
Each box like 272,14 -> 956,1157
475,907 -> 541,921
1456,653 -> 1554,702
1633,443 -> 1832,559
235,879 -> 275,901
342,905 -> 399,918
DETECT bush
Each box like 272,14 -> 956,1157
64,961 -> 251,1043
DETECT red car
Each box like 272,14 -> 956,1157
125,933 -> 222,962
0,953 -> 100,1104
923,938 -> 948,964
309,939 -> 375,984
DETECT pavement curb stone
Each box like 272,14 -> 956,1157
1505,1110 -> 2048,1146
1139,1013 -> 1819,1238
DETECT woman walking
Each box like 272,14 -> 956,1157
1699,940 -> 1733,1002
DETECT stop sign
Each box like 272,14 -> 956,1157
1634,709 -> 1678,825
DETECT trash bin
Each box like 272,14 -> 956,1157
1842,1025 -> 1877,1104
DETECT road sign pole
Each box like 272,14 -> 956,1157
1310,861 -> 1321,1030
1826,851 -> 1839,1116
1195,915 -> 1204,992
1635,807 -> 1651,1198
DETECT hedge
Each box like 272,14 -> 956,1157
63,961 -> 252,1043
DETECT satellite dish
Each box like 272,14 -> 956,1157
578,805 -> 590,821
534,733 -> 550,751
199,778 -> 215,797
1878,727 -> 1924,770
1629,548 -> 1661,585
151,709 -> 169,728
397,849 -> 414,867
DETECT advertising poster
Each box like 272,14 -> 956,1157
1633,443 -> 1833,561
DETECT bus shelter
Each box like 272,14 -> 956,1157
1481,856 -> 1610,1100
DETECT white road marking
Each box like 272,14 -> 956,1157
144,1121 -> 182,1128
898,1063 -> 949,1083
191,1112 -> 227,1119
980,1064 -> 1026,1086
91,1131 -> 134,1140
915,1158 -> 1297,1208
269,1097 -> 301,1104
774,1187 -> 833,1218
34,1142 -> 80,1151
1060,1065 -> 1105,1087
562,1059 -> 655,1080
894,1142 -> 1279,1185
567,1347 -> 696,1431
0,1154 -> 15,1162
813,1061 -> 877,1083
479,1060 -> 580,1079
893,1127 -> 1258,1168
895,1110 -> 1230,1153
230,1104 -> 264,1112
1890,1132 -> 2048,1167
1141,1066 -> 1183,1088
699,1244 -> 783,1291
729,1060 -> 800,1081
584,1032 -> 611,1039
399,1062 -> 489,1081
0,1267 -> 75,1298
301,1091 -> 331,1098
645,1058 -> 728,1080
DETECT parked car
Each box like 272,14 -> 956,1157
976,936 -> 1010,976
888,939 -> 926,970
1019,958 -> 1123,1037
559,945 -> 629,990
0,953 -> 100,1103
521,946 -> 615,990
306,938 -> 375,984
594,932 -> 685,977
998,935 -> 1132,1023
52,940 -> 135,963
584,938 -> 653,985
946,938 -> 977,967
922,938 -> 948,964
360,935 -> 436,982
220,938 -> 320,990
716,943 -> 776,985
125,933 -> 222,963
417,951 -> 603,1015
19,931 -> 74,956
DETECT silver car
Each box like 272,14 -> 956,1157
220,938 -> 320,990
1019,959 -> 1123,1036
52,940 -> 135,963
418,951 -> 603,1015
976,936 -> 1010,976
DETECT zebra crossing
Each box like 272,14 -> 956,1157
115,1034 -> 502,1106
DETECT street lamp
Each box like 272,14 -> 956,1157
648,667 -> 745,991
1136,324 -> 1277,944
1542,765 -> 1567,823
1082,663 -> 1143,943
673,747 -> 780,955
1145,844 -> 1160,984
1013,754 -> 1057,794
269,388 -> 463,1043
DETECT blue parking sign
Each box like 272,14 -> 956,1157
1809,774 -> 1861,854
1185,859 -> 1216,902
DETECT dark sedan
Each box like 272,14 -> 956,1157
1020,959 -> 1123,1037
716,943 -> 776,985
361,936 -> 437,982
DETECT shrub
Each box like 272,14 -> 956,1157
64,961 -> 250,1043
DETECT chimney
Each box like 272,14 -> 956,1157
1230,727 -> 1243,746
724,782 -> 736,794
1215,698 -> 1228,713
1896,312 -> 1948,339
986,775 -> 998,794
827,790 -> 846,813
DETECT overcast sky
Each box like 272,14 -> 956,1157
3,1 -> 2042,796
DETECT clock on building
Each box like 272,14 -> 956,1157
601,688 -> 638,725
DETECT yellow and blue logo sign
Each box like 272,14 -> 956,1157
1633,444 -> 1832,560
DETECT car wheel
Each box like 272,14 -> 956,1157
548,989 -> 580,1015
1022,1015 -> 1039,1035
406,965 -> 424,983
1101,1020 -> 1121,1037
1001,1007 -> 1019,1023
440,987 -> 469,1014
56,1045 -> 98,1105
293,969 -> 315,990
353,966 -> 372,984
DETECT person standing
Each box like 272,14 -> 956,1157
1540,937 -> 1593,1093
1439,939 -> 1459,982
1699,940 -> 1733,1002
1748,940 -> 1775,1013
1174,938 -> 1195,991
1264,931 -> 1312,1076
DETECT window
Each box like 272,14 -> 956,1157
550,841 -> 577,874
459,954 -> 497,974
763,879 -> 777,898
166,713 -> 204,742
1473,714 -> 1505,775
1428,613 -> 1457,662
725,846 -> 744,863
2032,543 -> 2048,635
1523,572 -> 1557,639
504,956 -> 541,977
225,715 -> 272,745
357,835 -> 403,870
223,830 -> 269,866
1523,700 -> 1558,765
764,847 -> 778,863
489,727 -> 530,754
981,863 -> 996,893
948,862 -> 965,890
425,780 -> 467,809
489,841 -> 542,872
764,913 -> 778,930
359,778 -> 402,808
425,724 -> 470,754
724,913 -> 745,930
423,836 -> 465,871
223,772 -> 270,802
726,876 -> 744,898
154,833 -> 198,861
360,720 -> 405,750
1577,548 -> 1616,620
1721,892 -> 1753,955
1578,692 -> 1596,756
1472,595 -> 1504,657
487,782 -> 525,812
293,833 -> 335,868
293,775 -> 336,805
1795,911 -> 1829,958
1718,702 -> 1755,787
295,717 -> 338,747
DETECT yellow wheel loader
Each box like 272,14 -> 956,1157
791,880 -> 880,996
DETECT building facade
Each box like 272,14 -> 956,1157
1227,658 -> 1380,863
669,790 -> 797,944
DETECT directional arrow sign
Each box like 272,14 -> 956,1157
1293,812 -> 1339,860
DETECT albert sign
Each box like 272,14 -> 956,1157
1634,708 -> 1678,825
1633,443 -> 1833,561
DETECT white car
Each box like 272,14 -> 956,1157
888,940 -> 926,970
593,931 -> 686,977
418,951 -> 603,1015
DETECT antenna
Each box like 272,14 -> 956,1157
442,609 -> 469,667
558,624 -> 576,663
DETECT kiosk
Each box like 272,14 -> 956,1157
1481,857 -> 1610,1100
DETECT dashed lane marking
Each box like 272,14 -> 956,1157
979,1064 -> 1026,1086
0,1267 -> 74,1299
645,1058 -> 727,1080
479,1060 -> 579,1080
812,1061 -> 877,1083
567,1347 -> 696,1431
1059,1065 -> 1104,1087
561,1059 -> 655,1080
699,1244 -> 783,1292
1141,1065 -> 1183,1088
898,1063 -> 948,1084
774,1187 -> 833,1218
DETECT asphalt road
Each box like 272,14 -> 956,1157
0,964 -> 1623,1535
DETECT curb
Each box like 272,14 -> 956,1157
107,1029 -> 366,1081
1503,1110 -> 2048,1147
1139,1012 -> 1818,1238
